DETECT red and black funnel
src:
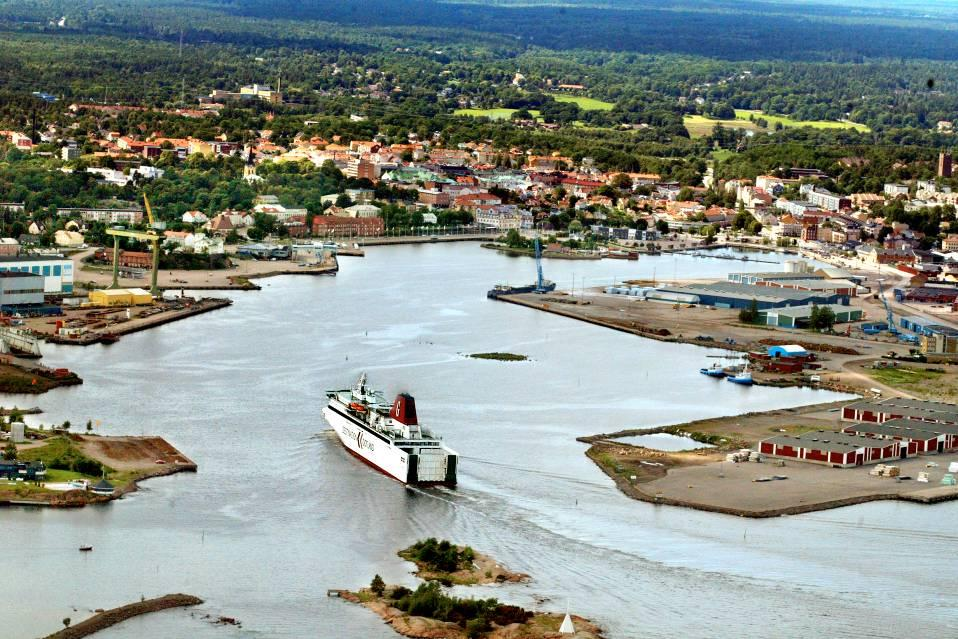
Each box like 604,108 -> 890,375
391,393 -> 418,425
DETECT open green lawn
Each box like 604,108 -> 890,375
711,148 -> 737,162
551,94 -> 615,111
867,366 -> 958,401
735,109 -> 871,132
453,108 -> 541,120
684,114 -> 764,138
43,468 -> 96,482
684,110 -> 870,138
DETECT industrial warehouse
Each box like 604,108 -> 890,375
650,281 -> 850,310
758,431 -> 902,468
841,397 -> 958,425
759,398 -> 958,467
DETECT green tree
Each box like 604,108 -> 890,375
3,442 -> 16,460
655,220 -> 670,234
370,574 -> 385,596
738,298 -> 759,324
809,304 -> 836,331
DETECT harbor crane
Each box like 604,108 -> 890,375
534,235 -> 547,293
876,278 -> 900,336
105,194 -> 166,296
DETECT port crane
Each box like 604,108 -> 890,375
105,193 -> 165,296
876,278 -> 899,336
534,235 -> 547,293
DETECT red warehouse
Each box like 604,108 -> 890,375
759,431 -> 901,468
842,419 -> 958,455
841,398 -> 958,426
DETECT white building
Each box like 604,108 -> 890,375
344,204 -> 381,218
884,183 -> 909,197
0,256 -> 74,294
56,207 -> 143,224
182,211 -> 209,225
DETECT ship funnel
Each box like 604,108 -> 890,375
391,393 -> 418,425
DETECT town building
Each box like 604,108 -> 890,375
311,215 -> 384,237
0,256 -> 73,294
800,185 -> 850,212
56,207 -> 143,225
0,238 -> 19,256
884,183 -> 910,197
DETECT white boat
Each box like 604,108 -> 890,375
323,374 -> 457,486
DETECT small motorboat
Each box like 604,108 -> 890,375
79,546 -> 93,552
699,364 -> 726,378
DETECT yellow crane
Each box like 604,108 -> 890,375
105,194 -> 165,296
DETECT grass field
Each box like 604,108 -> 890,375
453,107 -> 524,120
684,110 -> 870,138
711,148 -> 737,162
735,109 -> 871,132
454,95 -> 613,120
684,114 -> 764,138
867,366 -> 958,401
552,95 -> 615,111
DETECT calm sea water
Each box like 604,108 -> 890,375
2,244 -> 955,639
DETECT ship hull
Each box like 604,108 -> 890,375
323,405 -> 456,486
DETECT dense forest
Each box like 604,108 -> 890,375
0,0 -> 954,228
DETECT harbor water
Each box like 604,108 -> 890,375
1,244 -> 955,638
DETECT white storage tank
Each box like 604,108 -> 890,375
10,421 -> 25,443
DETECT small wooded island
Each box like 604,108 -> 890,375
337,538 -> 602,639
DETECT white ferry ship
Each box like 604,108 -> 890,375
323,374 -> 457,486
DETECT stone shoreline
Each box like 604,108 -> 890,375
41,594 -> 203,639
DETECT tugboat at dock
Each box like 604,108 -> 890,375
323,374 -> 457,486
699,363 -> 726,378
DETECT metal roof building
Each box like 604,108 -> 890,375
842,418 -> 957,455
759,431 -> 901,467
761,304 -> 862,328
728,271 -> 825,285
654,281 -> 847,310
841,398 -> 958,426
